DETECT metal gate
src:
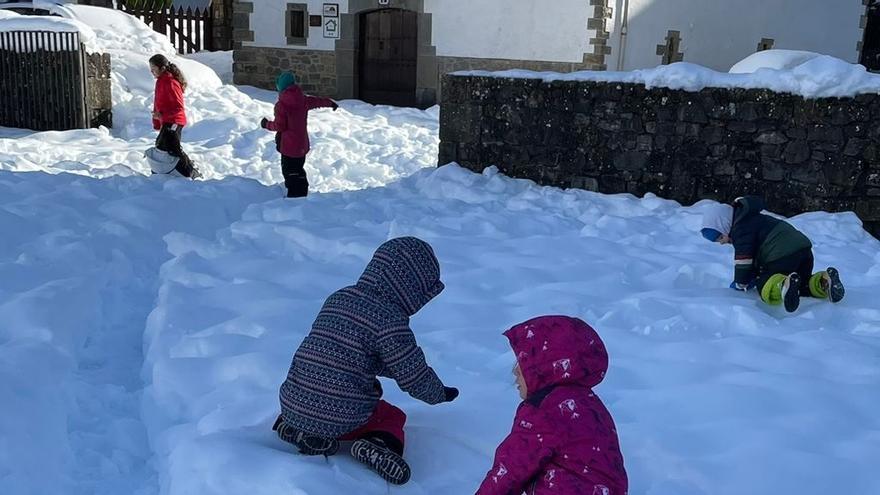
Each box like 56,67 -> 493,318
358,9 -> 417,107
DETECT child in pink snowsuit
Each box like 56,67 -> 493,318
476,316 -> 628,495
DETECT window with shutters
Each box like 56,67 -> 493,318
286,3 -> 308,45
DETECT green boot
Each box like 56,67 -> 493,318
761,273 -> 801,313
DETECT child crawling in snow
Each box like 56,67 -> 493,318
273,237 -> 458,485
475,315 -> 628,495
701,196 -> 845,313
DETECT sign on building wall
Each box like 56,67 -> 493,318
323,3 -> 339,38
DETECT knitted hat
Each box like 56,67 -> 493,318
701,203 -> 733,241
276,71 -> 297,92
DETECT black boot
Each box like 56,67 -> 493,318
782,273 -> 801,313
824,267 -> 845,303
273,415 -> 338,456
350,435 -> 411,485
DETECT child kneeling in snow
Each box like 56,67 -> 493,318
476,316 -> 628,495
273,237 -> 458,485
260,71 -> 337,198
701,196 -> 845,313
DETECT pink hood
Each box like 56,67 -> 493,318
506,315 -> 609,396
476,316 -> 627,495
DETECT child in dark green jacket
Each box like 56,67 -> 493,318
701,196 -> 845,313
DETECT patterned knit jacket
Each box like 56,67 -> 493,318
279,237 -> 448,438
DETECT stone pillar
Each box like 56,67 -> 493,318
232,0 -> 254,49
212,0 -> 235,51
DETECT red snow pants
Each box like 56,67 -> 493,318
340,400 -> 406,447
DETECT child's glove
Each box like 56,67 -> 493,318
442,386 -> 459,402
730,280 -> 756,291
260,117 -> 269,129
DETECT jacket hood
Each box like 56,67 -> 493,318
733,195 -> 766,225
505,316 -> 609,396
357,237 -> 444,316
278,84 -> 304,106
701,203 -> 734,237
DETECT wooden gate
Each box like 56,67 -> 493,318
0,31 -> 88,131
117,0 -> 214,54
358,9 -> 418,107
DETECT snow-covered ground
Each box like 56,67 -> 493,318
2,5 -> 880,495
2,166 -> 879,495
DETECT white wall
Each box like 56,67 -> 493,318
424,0 -> 590,62
607,0 -> 865,72
248,0 -> 349,50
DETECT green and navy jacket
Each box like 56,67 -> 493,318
730,196 -> 812,285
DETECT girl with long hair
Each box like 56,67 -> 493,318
148,54 -> 200,179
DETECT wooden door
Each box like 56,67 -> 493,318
359,9 -> 418,107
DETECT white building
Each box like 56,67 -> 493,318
231,0 -> 872,107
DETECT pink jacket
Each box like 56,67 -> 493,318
266,85 -> 334,158
476,316 -> 628,495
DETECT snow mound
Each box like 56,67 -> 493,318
0,170 -> 276,495
0,11 -> 98,52
729,49 -> 822,74
458,54 -> 880,98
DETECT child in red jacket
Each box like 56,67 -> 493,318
260,71 -> 337,198
476,316 -> 628,495
148,54 -> 200,179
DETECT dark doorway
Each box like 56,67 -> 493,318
861,1 -> 880,71
358,9 -> 418,107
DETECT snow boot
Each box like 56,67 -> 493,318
824,267 -> 845,303
350,436 -> 411,485
273,416 -> 338,456
808,267 -> 845,303
782,273 -> 801,313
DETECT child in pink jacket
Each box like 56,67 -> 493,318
476,316 -> 628,495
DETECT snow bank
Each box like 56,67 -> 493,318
457,55 -> 880,98
184,50 -> 233,84
142,164 -> 880,495
0,12 -> 98,52
0,170 -> 276,495
729,49 -> 822,74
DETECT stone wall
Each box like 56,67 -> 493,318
233,46 -> 337,96
439,75 -> 880,238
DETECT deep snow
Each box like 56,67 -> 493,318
2,166 -> 879,495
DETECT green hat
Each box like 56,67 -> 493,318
276,71 -> 297,92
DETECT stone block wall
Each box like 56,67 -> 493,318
86,53 -> 112,128
439,75 -> 880,238
233,46 -> 337,96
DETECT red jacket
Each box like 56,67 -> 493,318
267,85 -> 334,157
476,316 -> 628,495
153,72 -> 187,130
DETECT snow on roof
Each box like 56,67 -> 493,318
0,12 -> 97,52
454,55 -> 880,99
